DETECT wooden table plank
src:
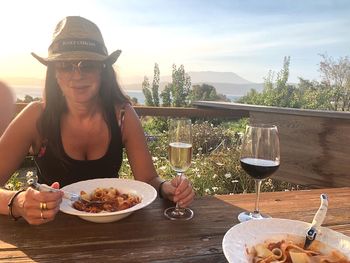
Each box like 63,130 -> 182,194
0,187 -> 349,262
216,187 -> 350,235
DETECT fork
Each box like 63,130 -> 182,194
27,178 -> 106,204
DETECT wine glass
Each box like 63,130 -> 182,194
238,124 -> 280,222
164,118 -> 194,220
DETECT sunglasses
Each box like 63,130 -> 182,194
54,61 -> 104,74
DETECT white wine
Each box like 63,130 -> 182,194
169,142 -> 192,172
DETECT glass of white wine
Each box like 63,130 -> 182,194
164,118 -> 194,220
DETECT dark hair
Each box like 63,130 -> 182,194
38,63 -> 130,161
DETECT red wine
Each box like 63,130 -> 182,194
240,158 -> 280,179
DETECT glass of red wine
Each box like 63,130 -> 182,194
238,124 -> 280,222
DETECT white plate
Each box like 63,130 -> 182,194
222,218 -> 350,263
60,178 -> 157,223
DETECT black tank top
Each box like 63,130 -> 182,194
34,109 -> 123,187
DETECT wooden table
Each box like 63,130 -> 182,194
1,187 -> 349,262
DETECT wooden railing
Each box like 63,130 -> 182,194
194,101 -> 350,189
15,103 -> 248,120
15,102 -> 350,188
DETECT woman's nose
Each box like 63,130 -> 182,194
70,65 -> 83,79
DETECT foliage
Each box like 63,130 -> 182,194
319,54 -> 350,111
142,76 -> 154,106
142,116 -> 169,136
192,121 -> 235,154
239,56 -> 299,108
160,84 -> 172,106
169,64 -> 192,107
152,63 -> 160,106
239,54 -> 350,111
119,119 -> 305,196
189,83 -> 230,103
142,63 -> 233,107
16,95 -> 41,103
155,64 -> 192,107
142,63 -> 161,106
4,171 -> 25,190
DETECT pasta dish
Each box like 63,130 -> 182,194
73,187 -> 141,213
249,239 -> 349,263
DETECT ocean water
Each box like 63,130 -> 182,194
12,85 -> 241,104
14,85 -> 44,100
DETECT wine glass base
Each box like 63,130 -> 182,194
164,207 -> 194,220
238,211 -> 271,222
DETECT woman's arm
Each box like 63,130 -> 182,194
120,105 -> 162,187
120,105 -> 194,207
0,102 -> 63,224
0,102 -> 42,185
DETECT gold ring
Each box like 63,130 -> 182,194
40,202 -> 48,210
40,210 -> 45,220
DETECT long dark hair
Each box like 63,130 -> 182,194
38,63 -> 130,161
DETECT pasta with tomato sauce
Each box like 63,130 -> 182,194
73,187 -> 141,213
249,239 -> 349,263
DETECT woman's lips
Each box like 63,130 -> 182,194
71,85 -> 89,90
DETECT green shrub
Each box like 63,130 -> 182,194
120,118 -> 304,196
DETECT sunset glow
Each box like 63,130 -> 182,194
1,0 -> 349,88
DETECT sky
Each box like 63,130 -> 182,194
0,0 -> 349,87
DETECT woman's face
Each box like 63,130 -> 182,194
55,61 -> 103,104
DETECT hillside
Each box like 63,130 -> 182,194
124,71 -> 264,96
123,82 -> 263,96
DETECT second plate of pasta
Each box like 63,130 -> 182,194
222,218 -> 350,263
60,178 -> 157,223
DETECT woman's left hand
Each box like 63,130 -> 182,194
162,175 -> 195,207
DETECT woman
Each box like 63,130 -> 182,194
0,16 -> 194,225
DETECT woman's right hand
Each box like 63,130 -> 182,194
13,182 -> 64,225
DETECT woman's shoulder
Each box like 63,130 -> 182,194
114,102 -> 133,112
26,101 -> 44,110
18,101 -> 44,119
114,102 -> 136,119
113,103 -> 141,135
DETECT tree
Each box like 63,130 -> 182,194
142,77 -> 154,106
142,63 -> 161,106
239,54 -> 350,111
190,83 -> 230,102
160,84 -> 171,107
159,64 -> 192,107
297,78 -> 333,110
16,95 -> 41,103
239,56 -> 298,107
318,54 -> 350,111
170,64 -> 191,107
152,63 -> 160,106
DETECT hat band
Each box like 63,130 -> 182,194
50,38 -> 108,56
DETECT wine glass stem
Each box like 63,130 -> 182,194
254,179 -> 262,214
175,172 -> 183,211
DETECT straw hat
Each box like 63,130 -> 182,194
31,16 -> 121,65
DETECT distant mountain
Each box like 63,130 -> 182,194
188,71 -> 253,84
196,82 -> 264,96
124,71 -> 263,96
157,71 -> 252,84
